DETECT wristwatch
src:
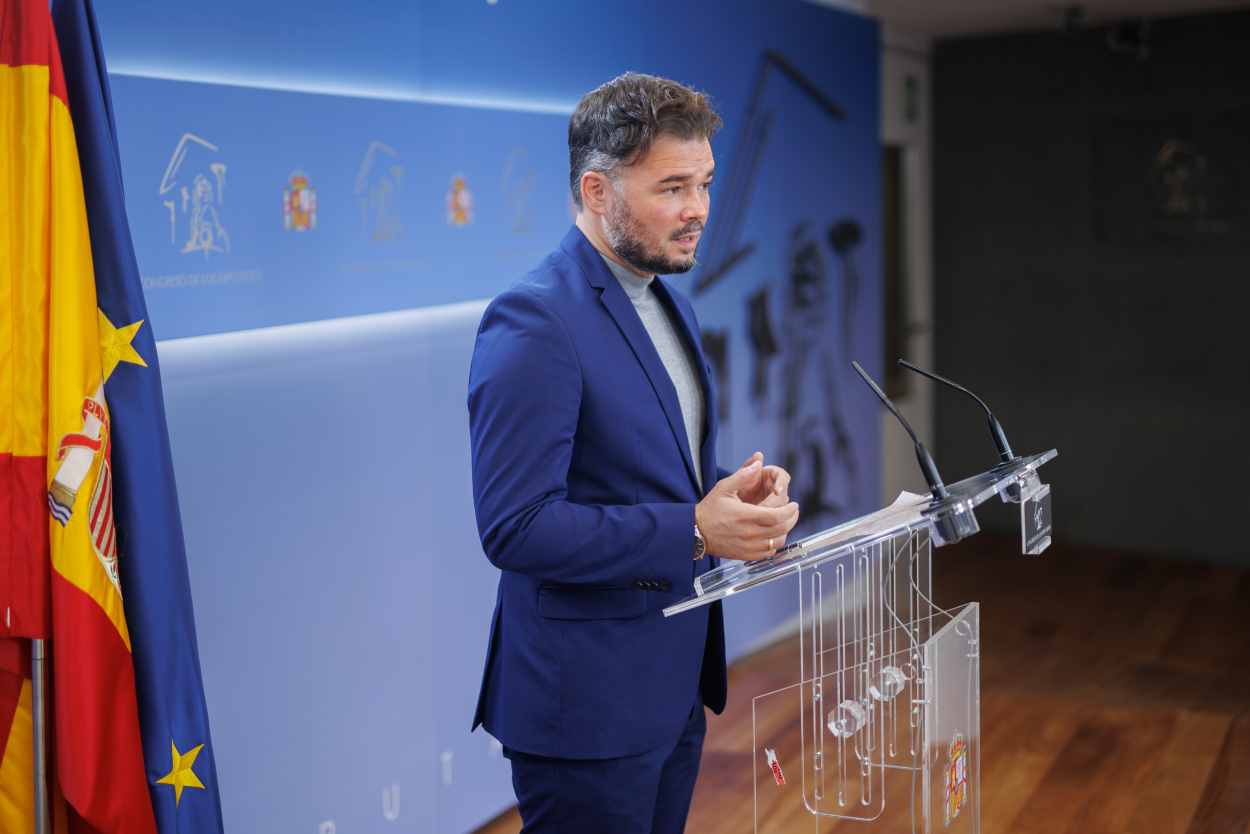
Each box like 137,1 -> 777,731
693,522 -> 706,561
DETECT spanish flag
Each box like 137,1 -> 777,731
1,1 -> 158,831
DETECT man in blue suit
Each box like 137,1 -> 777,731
468,73 -> 800,833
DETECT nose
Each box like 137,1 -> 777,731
681,189 -> 709,224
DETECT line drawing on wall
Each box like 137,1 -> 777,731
355,141 -> 405,242
501,147 -> 537,233
159,133 -> 231,256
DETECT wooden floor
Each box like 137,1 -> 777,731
476,537 -> 1250,833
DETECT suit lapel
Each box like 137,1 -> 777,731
598,277 -> 703,494
562,227 -> 702,494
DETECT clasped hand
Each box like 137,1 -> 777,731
695,452 -> 799,561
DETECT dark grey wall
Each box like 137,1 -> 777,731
932,12 -> 1250,562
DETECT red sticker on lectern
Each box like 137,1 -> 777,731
764,747 -> 785,786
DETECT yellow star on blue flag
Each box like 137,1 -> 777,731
98,308 -> 147,382
155,740 -> 206,806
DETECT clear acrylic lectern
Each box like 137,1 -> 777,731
664,451 -> 1057,833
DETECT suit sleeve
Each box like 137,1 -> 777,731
468,287 -> 695,590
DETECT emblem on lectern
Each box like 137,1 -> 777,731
945,733 -> 968,825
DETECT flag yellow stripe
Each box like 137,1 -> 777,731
0,679 -> 34,834
0,66 -> 52,459
50,459 -> 130,651
41,82 -> 131,651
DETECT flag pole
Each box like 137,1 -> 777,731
32,638 -> 50,834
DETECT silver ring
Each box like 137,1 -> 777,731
768,538 -> 775,550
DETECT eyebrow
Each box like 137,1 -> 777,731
657,168 -> 715,185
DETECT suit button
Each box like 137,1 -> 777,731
660,581 -> 672,592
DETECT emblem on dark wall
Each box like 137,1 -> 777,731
1150,140 -> 1209,225
1092,109 -> 1249,246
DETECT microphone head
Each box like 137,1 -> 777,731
852,360 -> 948,501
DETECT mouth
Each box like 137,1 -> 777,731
673,231 -> 701,249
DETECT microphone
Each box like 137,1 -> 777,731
852,360 -> 980,545
850,361 -> 948,501
896,360 -> 1015,464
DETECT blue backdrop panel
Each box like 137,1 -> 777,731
96,0 -> 884,830
110,76 -> 570,340
158,303 -> 510,832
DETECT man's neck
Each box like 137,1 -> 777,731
575,213 -> 654,279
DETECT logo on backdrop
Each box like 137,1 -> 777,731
159,133 -> 231,257
355,141 -> 405,242
501,147 -> 536,233
283,171 -> 317,232
446,174 -> 474,226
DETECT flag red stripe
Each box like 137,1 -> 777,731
92,475 -> 112,555
0,639 -> 31,759
51,575 -> 157,834
0,454 -> 51,638
88,471 -> 107,534
0,0 -> 69,103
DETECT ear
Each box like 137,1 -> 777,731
580,171 -> 613,217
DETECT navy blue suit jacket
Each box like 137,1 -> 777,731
468,226 -> 728,759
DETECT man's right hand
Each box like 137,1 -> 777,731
695,459 -> 800,561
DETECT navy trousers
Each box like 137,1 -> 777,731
504,697 -> 707,833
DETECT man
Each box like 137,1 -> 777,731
468,73 -> 799,833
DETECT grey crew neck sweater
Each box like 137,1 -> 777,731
599,252 -> 706,492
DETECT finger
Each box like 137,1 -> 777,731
754,518 -> 797,542
722,459 -> 763,493
743,501 -> 799,527
738,451 -> 764,470
757,509 -> 800,540
759,491 -> 788,509
780,505 -> 801,533
765,466 -> 791,496
749,533 -> 788,552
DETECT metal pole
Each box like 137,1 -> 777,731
31,638 -> 49,834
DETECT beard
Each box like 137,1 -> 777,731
604,194 -> 702,276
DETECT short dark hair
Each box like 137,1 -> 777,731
568,72 -> 722,209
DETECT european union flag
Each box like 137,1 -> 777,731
50,1 -> 226,831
